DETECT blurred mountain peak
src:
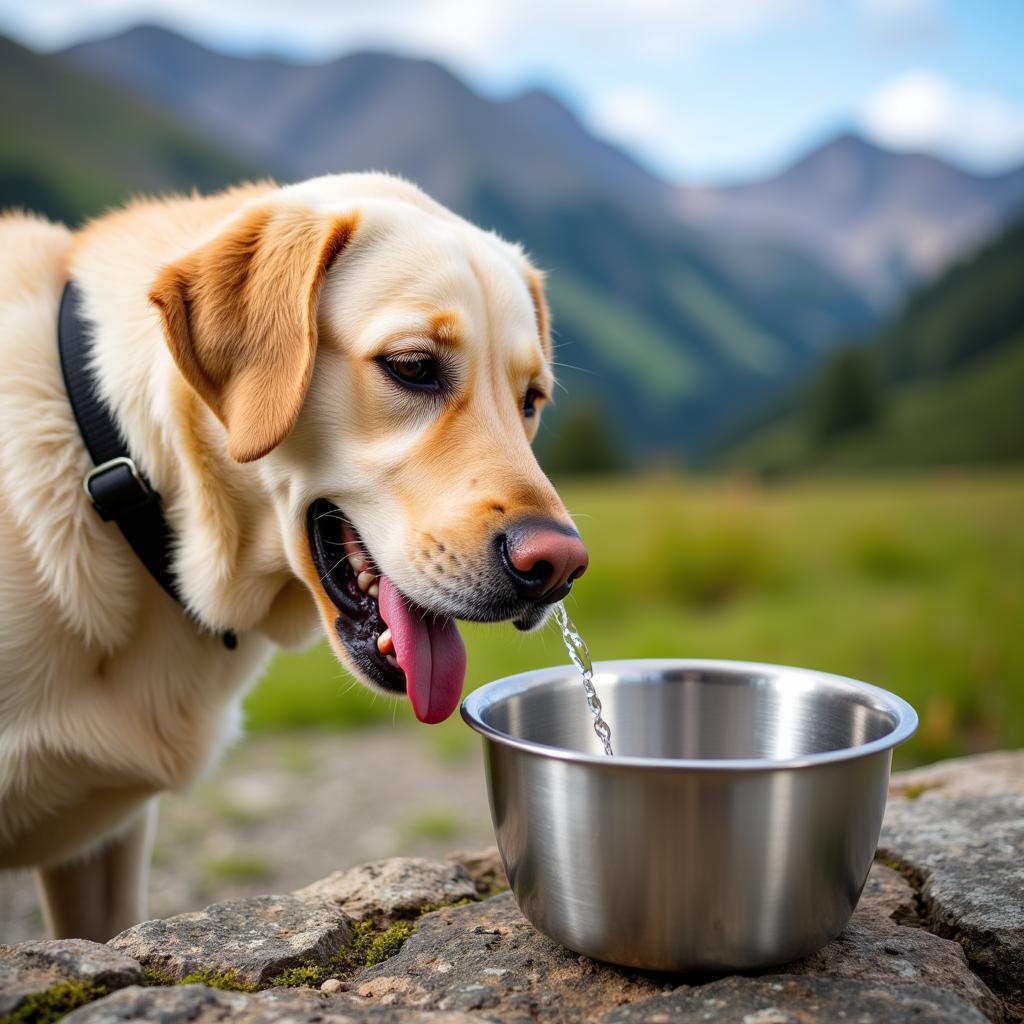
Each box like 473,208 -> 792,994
677,127 -> 1024,306
503,86 -> 575,117
70,21 -> 230,60
786,128 -> 1002,181
61,24 -> 673,219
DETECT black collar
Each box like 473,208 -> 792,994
57,282 -> 236,650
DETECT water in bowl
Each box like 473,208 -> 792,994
553,602 -> 614,756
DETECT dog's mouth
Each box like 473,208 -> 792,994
306,499 -> 467,724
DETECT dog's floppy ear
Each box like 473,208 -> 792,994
524,266 -> 552,360
150,203 -> 357,463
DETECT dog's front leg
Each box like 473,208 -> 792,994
34,799 -> 157,940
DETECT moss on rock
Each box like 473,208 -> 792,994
178,968 -> 260,992
416,897 -> 474,917
142,964 -> 260,992
353,919 -> 415,968
265,960 -> 341,988
130,893 -> 476,995
268,916 -> 418,988
1,979 -> 107,1024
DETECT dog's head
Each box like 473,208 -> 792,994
150,175 -> 587,722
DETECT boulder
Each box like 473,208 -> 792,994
445,848 -> 508,897
879,792 -> 1024,1011
0,938 -> 144,1018
109,894 -> 352,987
295,856 -> 478,923
889,750 -> 1024,801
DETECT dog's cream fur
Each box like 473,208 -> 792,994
0,174 -> 570,939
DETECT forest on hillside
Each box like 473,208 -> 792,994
715,218 -> 1024,474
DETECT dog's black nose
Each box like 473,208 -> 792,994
497,517 -> 589,603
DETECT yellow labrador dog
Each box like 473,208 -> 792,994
0,174 -> 587,940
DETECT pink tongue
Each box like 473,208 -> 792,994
378,576 -> 467,724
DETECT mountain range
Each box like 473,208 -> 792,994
676,132 -> 1024,308
2,23 -> 1022,463
63,26 -> 673,221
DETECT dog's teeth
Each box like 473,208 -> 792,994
348,552 -> 365,574
368,582 -> 379,599
377,628 -> 394,654
357,571 -> 375,593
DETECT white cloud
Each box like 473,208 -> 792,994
589,86 -> 677,156
861,71 -> 1024,170
0,0 -> 808,67
0,0 -> 518,65
580,1 -> 809,169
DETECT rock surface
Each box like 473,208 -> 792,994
295,856 -> 478,923
353,892 -> 664,1021
445,849 -> 508,897
779,862 -> 1003,1021
10,750 -> 1022,1024
602,975 -> 991,1023
0,939 -> 144,1016
889,750 -> 1024,801
62,984 -> 503,1023
879,793 -> 1024,1012
109,894 -> 353,986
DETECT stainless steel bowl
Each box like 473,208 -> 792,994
461,659 -> 918,972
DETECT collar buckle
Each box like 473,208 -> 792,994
84,456 -> 155,522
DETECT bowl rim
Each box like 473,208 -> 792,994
460,657 -> 919,771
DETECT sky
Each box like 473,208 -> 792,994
1,0 -> 1022,183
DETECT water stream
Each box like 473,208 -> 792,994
553,602 -> 614,756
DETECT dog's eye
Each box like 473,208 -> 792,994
382,355 -> 440,392
523,388 -> 542,419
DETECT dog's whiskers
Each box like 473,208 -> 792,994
337,676 -> 360,699
318,553 -> 355,584
315,507 -> 353,525
549,359 -> 597,377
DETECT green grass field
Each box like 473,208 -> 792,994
244,471 -> 1024,768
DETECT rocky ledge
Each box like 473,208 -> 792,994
1,750 -> 1020,1024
